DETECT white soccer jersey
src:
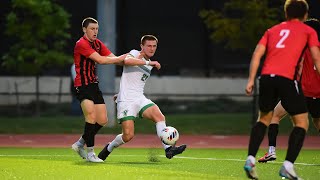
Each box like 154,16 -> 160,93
117,49 -> 153,102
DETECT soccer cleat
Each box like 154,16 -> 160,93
258,152 -> 276,163
165,144 -> 187,159
71,142 -> 87,159
86,153 -> 104,163
279,165 -> 301,180
98,143 -> 111,161
244,159 -> 258,180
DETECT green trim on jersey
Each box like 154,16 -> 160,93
118,116 -> 137,124
138,103 -> 155,118
138,65 -> 151,74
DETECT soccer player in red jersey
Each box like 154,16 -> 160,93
71,17 -> 127,163
258,18 -> 320,163
244,0 -> 320,179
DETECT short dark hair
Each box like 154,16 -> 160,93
82,17 -> 98,28
305,18 -> 320,41
284,0 -> 309,20
140,35 -> 158,45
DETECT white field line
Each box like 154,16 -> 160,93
0,154 -> 319,166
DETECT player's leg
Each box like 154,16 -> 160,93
142,104 -> 186,159
306,97 -> 320,134
244,75 -> 277,179
98,120 -> 134,161
278,79 -> 308,179
259,101 -> 287,163
279,113 -> 308,179
79,99 -> 104,162
71,99 -> 97,160
313,118 -> 320,134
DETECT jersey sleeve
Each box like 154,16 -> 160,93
98,40 -> 112,56
75,41 -> 96,58
308,29 -> 319,48
128,49 -> 140,58
258,30 -> 268,46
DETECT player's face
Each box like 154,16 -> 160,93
141,40 -> 157,59
83,23 -> 99,42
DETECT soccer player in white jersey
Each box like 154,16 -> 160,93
98,35 -> 187,161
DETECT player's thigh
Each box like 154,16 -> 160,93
258,75 -> 278,113
94,104 -> 108,125
305,97 -> 320,118
271,101 -> 288,124
280,79 -> 307,116
117,101 -> 138,124
80,99 -> 96,123
142,105 -> 165,122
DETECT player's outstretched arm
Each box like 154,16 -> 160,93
124,55 -> 161,70
88,52 -> 127,65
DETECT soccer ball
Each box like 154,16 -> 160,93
160,126 -> 179,145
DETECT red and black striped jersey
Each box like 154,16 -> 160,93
73,35 -> 112,86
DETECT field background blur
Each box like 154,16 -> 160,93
0,0 -> 320,136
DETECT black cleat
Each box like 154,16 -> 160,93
165,144 -> 187,159
98,144 -> 111,161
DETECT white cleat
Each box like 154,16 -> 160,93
71,143 -> 87,159
86,153 -> 104,163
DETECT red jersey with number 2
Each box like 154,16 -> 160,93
73,36 -> 112,87
301,42 -> 320,98
259,20 -> 319,80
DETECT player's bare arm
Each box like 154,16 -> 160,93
124,55 -> 161,70
246,44 -> 265,96
88,52 -> 127,65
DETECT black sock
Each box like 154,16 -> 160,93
268,124 -> 279,147
82,122 -> 96,147
285,127 -> 306,163
93,123 -> 103,135
248,121 -> 267,157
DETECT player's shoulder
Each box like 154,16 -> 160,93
129,49 -> 140,57
75,37 -> 86,46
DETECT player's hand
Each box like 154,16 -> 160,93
117,54 -> 128,64
150,61 -> 161,70
245,81 -> 254,96
113,94 -> 118,103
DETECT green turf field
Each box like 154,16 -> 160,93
0,148 -> 319,180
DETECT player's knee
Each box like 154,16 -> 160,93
99,117 -> 108,126
86,111 -> 96,122
312,118 -> 320,130
295,121 -> 309,131
122,132 -> 134,142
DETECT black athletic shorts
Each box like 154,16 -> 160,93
75,83 -> 105,104
259,75 -> 307,115
305,97 -> 320,118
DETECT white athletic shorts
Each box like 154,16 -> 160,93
117,97 -> 155,123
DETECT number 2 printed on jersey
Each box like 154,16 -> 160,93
276,29 -> 290,48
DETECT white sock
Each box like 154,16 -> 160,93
76,136 -> 85,146
283,160 -> 293,169
247,155 -> 256,164
268,146 -> 276,154
87,146 -> 94,156
107,134 -> 125,152
156,121 -> 170,149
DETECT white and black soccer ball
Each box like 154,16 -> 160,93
160,126 -> 179,146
